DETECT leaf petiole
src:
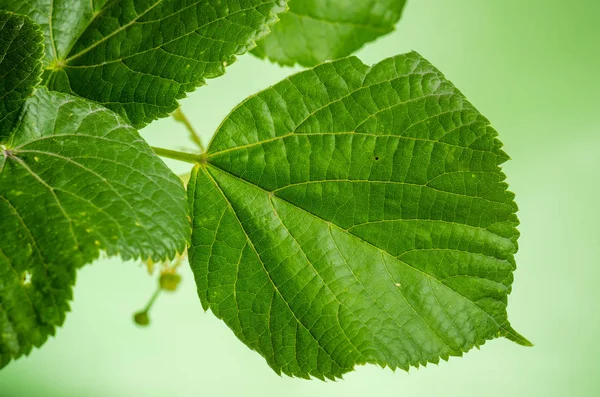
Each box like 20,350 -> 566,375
151,147 -> 202,164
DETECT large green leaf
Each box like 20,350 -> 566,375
0,10 -> 43,140
188,52 -> 530,379
252,0 -> 406,66
0,0 -> 287,127
0,88 -> 189,368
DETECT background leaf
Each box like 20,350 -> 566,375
0,0 -> 287,128
0,88 -> 189,368
188,52 -> 529,379
0,10 -> 43,141
252,0 -> 406,66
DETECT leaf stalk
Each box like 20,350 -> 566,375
151,147 -> 202,164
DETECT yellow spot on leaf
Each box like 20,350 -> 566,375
22,271 -> 32,286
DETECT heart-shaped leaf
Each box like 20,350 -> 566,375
188,52 -> 530,379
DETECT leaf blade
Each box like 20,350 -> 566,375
1,0 -> 288,128
0,88 -> 189,367
0,0 -> 103,64
252,0 -> 406,66
0,10 -> 44,141
189,52 -> 529,379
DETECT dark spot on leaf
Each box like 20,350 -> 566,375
374,156 -> 380,161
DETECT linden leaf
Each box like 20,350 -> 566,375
0,10 -> 43,140
188,52 -> 530,379
0,0 -> 287,127
0,88 -> 189,368
252,0 -> 406,66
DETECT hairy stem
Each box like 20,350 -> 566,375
172,107 -> 206,152
151,147 -> 201,164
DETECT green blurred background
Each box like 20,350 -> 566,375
1,0 -> 599,395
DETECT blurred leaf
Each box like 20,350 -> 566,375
0,10 -> 43,140
0,88 -> 189,368
252,0 -> 406,66
188,52 -> 529,379
0,0 -> 287,127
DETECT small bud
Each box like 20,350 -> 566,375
134,311 -> 150,326
159,273 -> 181,292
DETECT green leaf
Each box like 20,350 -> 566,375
0,0 -> 287,128
0,10 -> 44,141
0,1 -> 107,66
188,52 -> 530,379
252,0 -> 406,67
0,88 -> 189,368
